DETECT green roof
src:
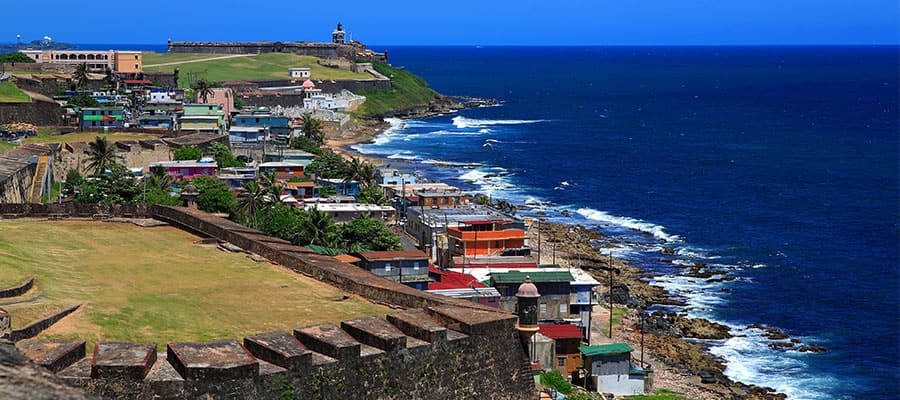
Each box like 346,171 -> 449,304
579,343 -> 634,357
490,271 -> 574,284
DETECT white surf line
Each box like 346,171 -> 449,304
144,54 -> 256,68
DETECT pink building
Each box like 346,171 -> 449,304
200,88 -> 235,119
149,160 -> 218,180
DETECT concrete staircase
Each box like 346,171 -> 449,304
28,155 -> 49,203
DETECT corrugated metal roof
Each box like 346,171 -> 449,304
490,271 -> 574,284
427,287 -> 501,299
579,343 -> 633,357
356,250 -> 429,262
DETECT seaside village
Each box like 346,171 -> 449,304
0,26 -> 653,399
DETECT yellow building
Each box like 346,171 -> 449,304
20,50 -> 142,73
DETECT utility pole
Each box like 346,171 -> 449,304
536,218 -> 541,264
608,251 -> 614,339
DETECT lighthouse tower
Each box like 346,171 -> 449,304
516,276 -> 540,362
332,23 -> 346,44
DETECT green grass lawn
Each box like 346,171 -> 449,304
0,81 -> 31,103
143,52 -> 370,87
355,62 -> 439,117
0,220 -> 389,349
23,132 -> 157,144
0,141 -> 16,154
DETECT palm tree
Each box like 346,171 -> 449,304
345,157 -> 377,189
74,63 -> 89,89
85,136 -> 117,175
256,172 -> 284,204
238,180 -> 267,228
300,113 -> 323,144
296,208 -> 339,247
192,79 -> 214,104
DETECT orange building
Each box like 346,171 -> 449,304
113,51 -> 143,73
447,219 -> 527,257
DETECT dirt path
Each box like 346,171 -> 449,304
144,54 -> 255,68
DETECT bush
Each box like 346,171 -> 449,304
339,216 -> 401,251
189,176 -> 235,214
173,146 -> 202,161
540,371 -> 575,395
208,142 -> 243,168
0,52 -> 36,63
67,93 -> 100,108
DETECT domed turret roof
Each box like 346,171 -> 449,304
516,276 -> 540,298
302,79 -> 316,89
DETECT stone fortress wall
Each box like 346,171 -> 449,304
0,133 -> 226,204
0,204 -> 535,399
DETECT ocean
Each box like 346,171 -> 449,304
352,46 -> 900,399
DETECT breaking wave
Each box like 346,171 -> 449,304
575,208 -> 681,242
451,116 -> 545,129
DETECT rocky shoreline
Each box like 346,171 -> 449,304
323,98 -> 821,399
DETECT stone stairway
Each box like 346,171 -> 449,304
28,155 -> 49,204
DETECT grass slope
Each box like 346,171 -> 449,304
0,220 -> 388,349
23,132 -> 157,144
355,62 -> 439,117
0,141 -> 15,154
0,81 -> 30,103
143,52 -> 369,87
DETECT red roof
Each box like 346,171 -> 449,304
301,79 -> 316,89
428,266 -> 488,290
458,263 -> 538,269
123,79 -> 151,84
538,324 -> 584,340
356,250 -> 428,262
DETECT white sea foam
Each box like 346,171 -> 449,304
710,329 -> 834,400
451,116 -> 545,129
386,152 -> 419,160
479,128 -> 493,133
575,208 -> 681,242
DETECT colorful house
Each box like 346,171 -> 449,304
447,218 -> 528,258
317,178 -> 359,198
258,162 -> 305,181
149,159 -> 217,180
354,250 -> 431,290
181,104 -> 226,134
232,111 -> 293,137
427,266 -> 501,308
579,343 -> 646,396
79,107 -> 124,128
539,324 -> 585,378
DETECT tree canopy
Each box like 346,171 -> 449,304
173,146 -> 202,161
0,52 -> 36,63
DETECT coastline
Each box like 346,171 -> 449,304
325,112 -> 790,399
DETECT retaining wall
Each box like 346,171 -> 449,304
2,205 -> 535,399
0,98 -> 64,126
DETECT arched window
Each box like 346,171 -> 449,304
77,54 -> 86,60
87,54 -> 95,60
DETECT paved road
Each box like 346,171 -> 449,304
144,54 -> 255,68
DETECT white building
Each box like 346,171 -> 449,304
304,203 -> 395,224
289,68 -> 311,79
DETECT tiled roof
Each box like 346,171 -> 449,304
356,250 -> 429,262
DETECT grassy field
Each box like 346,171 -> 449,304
0,220 -> 389,349
355,62 -> 439,117
23,132 -> 158,144
625,389 -> 690,400
0,141 -> 15,153
0,81 -> 30,103
143,52 -> 370,87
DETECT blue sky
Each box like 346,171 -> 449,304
2,0 -> 897,45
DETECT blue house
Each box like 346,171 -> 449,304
317,178 -> 360,198
232,112 -> 293,137
228,126 -> 268,144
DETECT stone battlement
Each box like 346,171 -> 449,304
17,307 -> 530,399
0,205 -> 534,398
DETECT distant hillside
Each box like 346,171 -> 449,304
354,62 -> 440,117
142,52 -> 370,88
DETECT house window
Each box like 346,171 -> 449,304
557,357 -> 566,367
413,262 -> 420,269
134,64 -> 138,69
560,304 -> 567,314
539,303 -> 547,315
385,264 -> 392,272
134,55 -> 139,60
